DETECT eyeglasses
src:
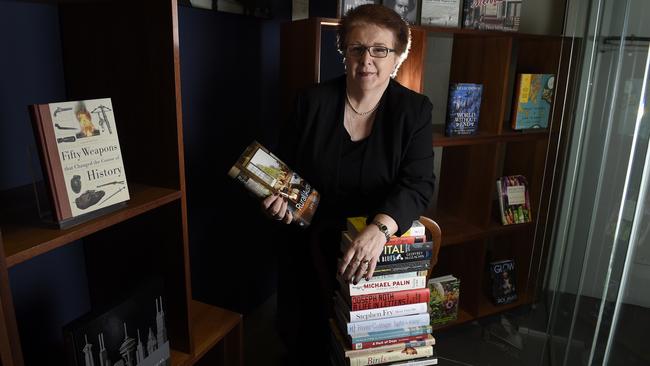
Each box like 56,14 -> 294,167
346,45 -> 395,58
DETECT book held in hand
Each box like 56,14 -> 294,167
512,73 -> 556,130
29,98 -> 129,227
228,141 -> 320,227
445,83 -> 483,136
496,175 -> 532,225
488,259 -> 517,305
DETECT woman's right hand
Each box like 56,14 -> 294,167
261,193 -> 293,224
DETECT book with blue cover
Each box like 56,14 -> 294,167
445,83 -> 483,136
512,74 -> 556,130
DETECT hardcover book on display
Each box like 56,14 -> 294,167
512,74 -> 556,130
445,83 -> 483,136
496,175 -> 532,225
63,284 -> 170,366
462,0 -> 521,31
228,141 -> 320,227
420,0 -> 462,27
488,259 -> 517,305
29,98 -> 129,228
427,275 -> 460,327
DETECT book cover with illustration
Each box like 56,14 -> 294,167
228,141 -> 320,227
29,98 -> 129,226
462,0 -> 521,31
63,281 -> 170,366
488,259 -> 517,305
512,74 -> 556,130
445,83 -> 483,136
496,175 -> 532,225
420,0 -> 462,27
427,275 -> 460,327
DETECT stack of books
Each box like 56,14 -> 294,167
329,218 -> 438,366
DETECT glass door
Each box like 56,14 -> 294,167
542,0 -> 650,364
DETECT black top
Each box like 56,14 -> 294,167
278,75 -> 435,234
338,136 -> 368,218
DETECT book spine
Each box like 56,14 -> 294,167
378,249 -> 432,265
349,288 -> 431,311
347,335 -> 434,354
348,345 -> 434,366
347,276 -> 427,296
388,357 -> 439,366
347,313 -> 431,335
386,235 -> 427,245
349,325 -> 432,344
29,104 -> 73,221
348,302 -> 428,323
373,260 -> 430,276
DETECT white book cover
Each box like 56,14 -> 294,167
347,313 -> 431,335
421,0 -> 462,27
348,345 -> 434,366
348,302 -> 428,323
46,98 -> 129,217
347,275 -> 427,296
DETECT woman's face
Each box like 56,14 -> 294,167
344,23 -> 399,94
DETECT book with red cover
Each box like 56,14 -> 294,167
29,98 -> 130,228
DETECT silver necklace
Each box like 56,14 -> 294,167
346,93 -> 380,116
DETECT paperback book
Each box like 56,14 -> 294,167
228,141 -> 320,227
427,275 -> 460,327
445,83 -> 483,136
29,98 -> 130,227
496,175 -> 532,225
512,74 -> 556,130
462,0 -> 521,31
488,259 -> 517,305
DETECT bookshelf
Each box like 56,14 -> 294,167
0,1 -> 241,365
280,18 -> 572,327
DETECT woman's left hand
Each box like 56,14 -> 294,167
339,225 -> 386,285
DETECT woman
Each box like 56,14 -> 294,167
263,4 -> 434,363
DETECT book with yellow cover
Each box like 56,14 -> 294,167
347,217 -> 425,238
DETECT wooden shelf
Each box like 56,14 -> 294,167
431,212 -> 532,246
433,125 -> 549,147
478,292 -> 531,317
0,183 -> 182,268
190,300 -> 242,362
171,350 -> 192,366
314,18 -> 561,39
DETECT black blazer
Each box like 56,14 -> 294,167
279,75 -> 435,234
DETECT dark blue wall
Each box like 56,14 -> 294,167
178,4 -> 291,314
0,1 -> 65,190
1,2 -> 91,364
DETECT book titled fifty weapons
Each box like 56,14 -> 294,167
29,98 -> 129,227
228,141 -> 320,227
